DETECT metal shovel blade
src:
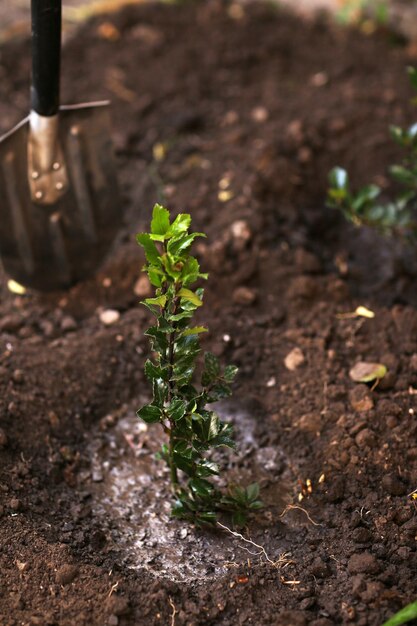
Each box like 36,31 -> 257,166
0,101 -> 121,291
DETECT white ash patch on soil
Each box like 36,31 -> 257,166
87,403 -> 291,582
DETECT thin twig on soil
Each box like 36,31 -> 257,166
279,504 -> 322,526
168,596 -> 177,626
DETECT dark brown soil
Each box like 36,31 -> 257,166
0,2 -> 417,625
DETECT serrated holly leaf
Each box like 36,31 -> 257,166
144,360 -> 167,382
148,266 -> 165,288
144,295 -> 167,308
182,326 -> 208,337
168,213 -> 191,237
145,326 -> 168,352
189,477 -> 214,498
137,403 -> 162,423
157,316 -> 175,333
202,352 -> 220,386
168,233 -> 206,257
168,399 -> 188,421
195,460 -> 219,477
224,364 -> 238,383
136,233 -> 160,265
151,203 -> 170,236
178,287 -> 202,307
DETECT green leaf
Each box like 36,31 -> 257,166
178,287 -> 202,307
232,510 -> 247,528
224,364 -> 238,383
246,483 -> 260,502
144,360 -> 168,382
157,316 -> 175,333
168,233 -> 206,257
168,213 -> 191,237
390,125 -> 407,146
168,310 -> 194,322
202,352 -> 220,386
148,266 -> 165,288
181,256 -> 208,286
351,185 -> 381,212
208,412 -> 220,439
145,326 -> 168,352
152,378 -> 167,407
137,403 -> 162,423
136,233 -> 160,265
189,477 -> 214,498
390,165 -> 416,187
209,380 -> 232,401
168,399 -> 188,421
382,601 -> 417,626
195,460 -> 219,477
182,326 -> 208,337
210,422 -> 236,449
144,295 -> 167,308
151,203 -> 170,236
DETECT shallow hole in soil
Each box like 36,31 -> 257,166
87,403 -> 292,582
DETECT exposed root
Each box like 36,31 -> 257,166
217,521 -> 284,568
279,504 -> 322,526
168,596 -> 177,626
107,580 -> 119,598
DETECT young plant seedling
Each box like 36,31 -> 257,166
327,67 -> 417,237
136,204 -> 262,526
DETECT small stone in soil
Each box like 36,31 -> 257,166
284,347 -> 305,371
355,428 -> 376,448
99,309 -> 120,326
10,498 -> 21,511
61,316 -> 77,332
232,286 -> 257,305
230,219 -> 252,243
298,412 -> 321,433
134,275 -> 151,297
55,564 -> 79,585
349,386 -> 374,412
12,369 -> 24,384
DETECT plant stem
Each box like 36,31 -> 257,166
166,290 -> 178,489
169,436 -> 178,489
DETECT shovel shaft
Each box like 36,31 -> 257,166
31,0 -> 61,116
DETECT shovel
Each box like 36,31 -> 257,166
0,0 -> 121,291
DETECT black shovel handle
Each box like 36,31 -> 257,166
31,0 -> 62,116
